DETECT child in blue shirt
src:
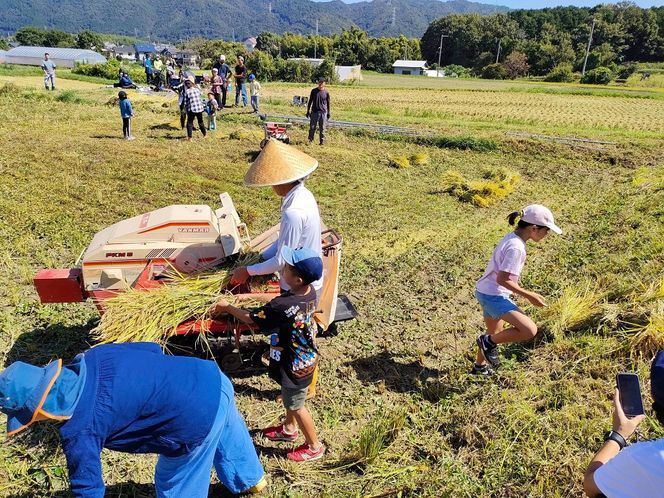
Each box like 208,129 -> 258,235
118,91 -> 134,140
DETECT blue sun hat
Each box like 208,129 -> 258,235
248,74 -> 255,81
0,355 -> 86,436
281,246 -> 323,283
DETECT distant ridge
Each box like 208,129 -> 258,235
0,0 -> 509,40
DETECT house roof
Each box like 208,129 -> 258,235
116,45 -> 134,52
134,43 -> 157,53
6,46 -> 107,63
392,60 -> 428,68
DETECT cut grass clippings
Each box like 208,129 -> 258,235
439,167 -> 520,207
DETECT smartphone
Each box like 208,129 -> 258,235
616,373 -> 645,418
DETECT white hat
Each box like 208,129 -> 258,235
220,55 -> 226,61
244,140 -> 318,187
521,204 -> 562,234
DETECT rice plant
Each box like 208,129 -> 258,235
388,155 -> 411,169
439,167 -> 519,207
408,152 -> 429,165
354,408 -> 407,468
93,253 -> 262,348
539,283 -> 606,339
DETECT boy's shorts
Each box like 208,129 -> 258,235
282,385 -> 308,411
475,290 -> 520,319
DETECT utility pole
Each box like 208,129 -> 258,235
314,19 -> 318,59
495,39 -> 501,63
582,18 -> 596,76
437,33 -> 449,78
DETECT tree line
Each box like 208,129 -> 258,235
421,3 -> 664,79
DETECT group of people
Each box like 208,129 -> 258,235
0,141 -> 326,496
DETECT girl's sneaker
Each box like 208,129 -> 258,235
476,335 -> 500,368
287,443 -> 325,462
262,424 -> 298,442
471,363 -> 494,376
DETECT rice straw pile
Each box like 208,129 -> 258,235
93,252 -> 263,348
539,282 -> 606,339
439,167 -> 519,207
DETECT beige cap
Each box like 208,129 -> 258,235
521,204 -> 562,234
244,140 -> 318,187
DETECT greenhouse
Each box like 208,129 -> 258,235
3,46 -> 107,68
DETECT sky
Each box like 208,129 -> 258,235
490,0 -> 662,7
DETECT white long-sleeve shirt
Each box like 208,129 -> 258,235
247,183 -> 323,291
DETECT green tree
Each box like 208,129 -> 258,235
0,39 -> 9,50
504,51 -> 530,79
15,27 -> 47,46
256,32 -> 281,57
76,30 -> 104,50
43,29 -> 76,48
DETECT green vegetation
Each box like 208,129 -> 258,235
0,69 -> 662,497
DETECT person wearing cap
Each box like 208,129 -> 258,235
212,246 -> 325,461
249,74 -> 261,113
183,75 -> 206,141
211,68 -> 224,109
213,55 -> 231,108
306,77 -> 331,146
0,342 -> 266,497
584,351 -> 664,497
473,204 -> 563,375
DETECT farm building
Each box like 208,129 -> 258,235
287,58 -> 362,82
107,44 -> 137,61
392,60 -> 428,76
244,37 -> 257,53
2,46 -> 107,68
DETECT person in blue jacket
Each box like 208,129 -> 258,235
0,342 -> 266,497
118,91 -> 135,140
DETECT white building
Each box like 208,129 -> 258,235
392,60 -> 428,76
3,46 -> 107,68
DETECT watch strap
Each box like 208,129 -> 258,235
604,430 -> 627,449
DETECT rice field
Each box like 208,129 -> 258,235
0,68 -> 663,497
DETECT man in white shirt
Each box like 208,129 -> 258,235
41,53 -> 56,91
231,140 -> 322,294
584,350 -> 664,497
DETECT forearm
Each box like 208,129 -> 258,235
223,305 -> 254,324
584,440 -> 622,497
497,277 -> 531,298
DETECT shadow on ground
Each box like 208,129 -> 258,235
7,481 -> 239,497
5,320 -> 97,367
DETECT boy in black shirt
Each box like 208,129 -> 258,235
211,246 -> 325,461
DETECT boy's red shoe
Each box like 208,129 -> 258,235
262,424 -> 298,442
287,443 -> 325,462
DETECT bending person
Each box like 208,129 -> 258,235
0,342 -> 266,497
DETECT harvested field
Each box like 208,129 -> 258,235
0,70 -> 663,497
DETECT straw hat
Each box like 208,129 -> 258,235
244,140 -> 318,187
185,75 -> 196,84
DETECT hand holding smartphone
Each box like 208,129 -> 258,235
616,372 -> 646,418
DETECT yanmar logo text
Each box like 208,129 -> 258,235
178,227 -> 210,233
105,252 -> 133,258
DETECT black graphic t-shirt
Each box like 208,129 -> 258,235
250,288 -> 318,388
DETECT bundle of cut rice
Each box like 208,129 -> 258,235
93,252 -> 263,348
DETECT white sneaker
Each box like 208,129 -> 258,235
127,136 -> 136,141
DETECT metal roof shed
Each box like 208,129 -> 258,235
392,60 -> 428,76
4,46 -> 107,68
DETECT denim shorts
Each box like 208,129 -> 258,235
475,290 -> 520,319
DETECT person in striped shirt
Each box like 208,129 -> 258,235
184,76 -> 206,141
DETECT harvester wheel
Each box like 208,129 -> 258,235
221,351 -> 243,373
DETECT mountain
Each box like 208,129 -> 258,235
0,0 -> 509,40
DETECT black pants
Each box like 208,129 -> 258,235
221,84 -> 228,108
122,117 -> 131,138
187,112 -> 206,138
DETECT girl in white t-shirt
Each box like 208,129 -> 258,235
473,204 -> 562,375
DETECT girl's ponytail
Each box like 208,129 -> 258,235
507,210 -> 523,226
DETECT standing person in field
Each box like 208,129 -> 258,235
205,92 -> 219,131
213,55 -> 231,108
41,53 -> 56,91
584,350 -> 664,497
0,342 -> 266,497
212,246 -> 325,461
144,55 -> 154,86
211,68 -> 224,108
473,204 -> 562,375
183,76 -> 206,141
306,78 -> 330,146
249,74 -> 261,113
234,55 -> 248,107
118,91 -> 135,140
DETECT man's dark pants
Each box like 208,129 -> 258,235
308,111 -> 327,145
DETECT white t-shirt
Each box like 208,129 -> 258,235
475,232 -> 526,297
247,182 -> 323,291
594,439 -> 664,497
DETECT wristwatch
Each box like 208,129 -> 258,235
604,430 -> 627,449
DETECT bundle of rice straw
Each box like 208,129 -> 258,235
93,252 -> 263,348
539,282 -> 606,339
